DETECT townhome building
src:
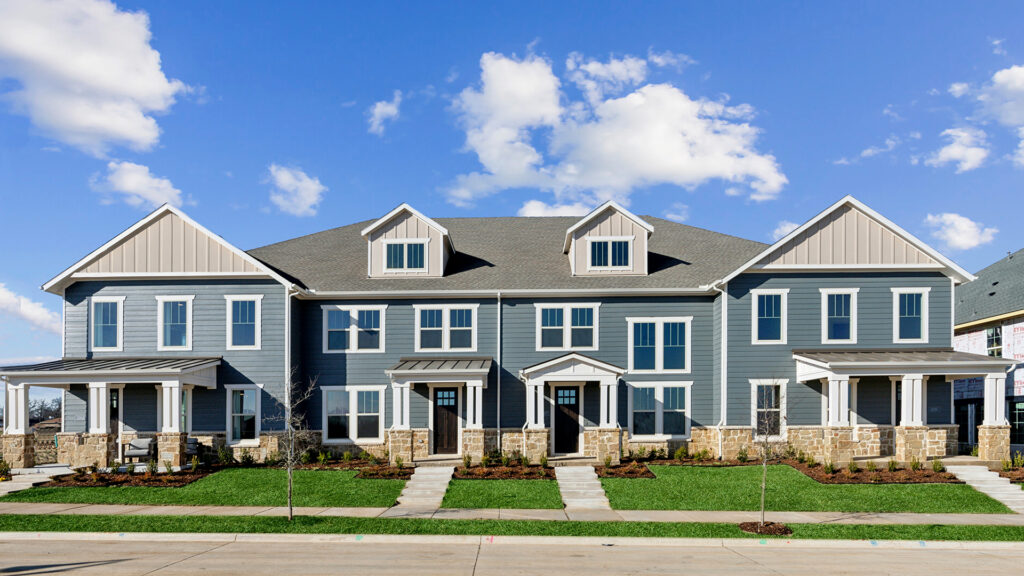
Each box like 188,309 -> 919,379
952,248 -> 1024,455
1,196 -> 1015,469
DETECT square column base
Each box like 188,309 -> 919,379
2,434 -> 34,468
157,433 -> 188,468
76,434 -> 116,468
524,428 -> 549,464
389,429 -> 414,465
583,428 -> 622,465
822,427 -> 854,463
894,426 -> 928,463
461,429 -> 485,462
978,425 -> 1011,462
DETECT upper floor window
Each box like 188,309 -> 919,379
384,240 -> 427,271
321,386 -> 385,444
157,295 -> 194,351
628,382 -> 690,438
90,296 -> 125,352
535,304 -> 600,351
987,326 -> 1003,357
587,237 -> 632,270
225,295 -> 262,350
820,288 -> 858,344
322,305 -> 388,353
414,305 -> 478,352
627,317 -> 691,373
750,289 -> 788,345
891,287 -> 929,343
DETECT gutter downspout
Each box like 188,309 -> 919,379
285,286 -> 293,433
496,292 -> 503,451
711,283 -> 728,460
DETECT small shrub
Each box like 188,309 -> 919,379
239,449 -> 255,467
870,473 -> 883,483
910,457 -> 922,472
125,462 -> 136,475
783,444 -> 797,459
847,461 -> 859,474
805,455 -> 817,468
636,446 -> 647,460
865,461 -> 877,473
603,455 -> 612,468
146,459 -> 158,476
462,454 -> 472,469
1003,459 -> 1013,472
932,459 -> 945,473
0,459 -> 10,480
217,446 -> 233,466
299,450 -> 313,465
500,453 -> 510,467
736,447 -> 748,463
480,453 -> 491,468
108,460 -> 121,473
342,451 -> 353,463
317,451 -> 329,467
264,451 -> 282,466
520,455 -> 530,468
1013,451 -> 1024,469
358,451 -> 370,461
971,445 -> 979,457
654,448 -> 666,460
823,460 -> 835,474
367,453 -> 379,465
539,455 -> 548,468
394,456 -> 404,469
673,445 -> 688,461
162,460 -> 174,474
796,451 -> 806,464
693,449 -> 711,462
887,459 -> 899,473
190,455 -> 200,473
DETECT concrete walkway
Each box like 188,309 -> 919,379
386,466 -> 454,514
0,464 -> 72,497
948,465 -> 1024,513
554,465 -> 613,519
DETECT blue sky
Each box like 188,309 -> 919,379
1,1 -> 1024,370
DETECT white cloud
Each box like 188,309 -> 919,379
267,164 -> 326,217
860,135 -> 900,158
925,213 -> 998,250
93,160 -> 183,208
882,104 -> 902,120
367,90 -> 402,136
948,82 -> 970,98
646,48 -> 696,70
772,220 -> 799,241
925,127 -> 990,173
664,202 -> 689,223
992,38 -> 1007,56
0,0 -> 187,156
0,284 -> 61,334
1015,127 -> 1024,168
447,52 -> 787,208
517,200 -> 591,217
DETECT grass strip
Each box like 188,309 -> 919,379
442,479 -> 564,509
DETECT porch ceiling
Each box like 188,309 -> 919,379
793,348 -> 1015,381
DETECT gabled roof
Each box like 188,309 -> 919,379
359,203 -> 455,252
42,204 -> 296,295
563,200 -> 655,253
955,248 -> 1024,327
520,352 -> 625,378
716,195 -> 974,285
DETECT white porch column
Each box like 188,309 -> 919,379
599,377 -> 618,428
160,381 -> 182,433
4,382 -> 30,435
526,381 -> 545,429
391,383 -> 411,430
466,380 -> 484,430
983,373 -> 1008,426
827,376 -> 850,426
88,382 -> 110,434
900,374 -> 925,426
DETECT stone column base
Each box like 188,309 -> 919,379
389,429 -> 413,465
77,434 -> 115,468
461,429 -> 485,462
978,425 -> 1011,462
2,434 -> 34,468
156,433 -> 188,468
926,425 -> 958,458
583,428 -> 622,464
822,427 -> 854,463
56,432 -> 82,466
895,426 -> 928,462
523,428 -> 549,464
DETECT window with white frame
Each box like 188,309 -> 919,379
891,288 -> 929,343
226,386 -> 260,444
384,240 -> 427,271
414,305 -> 478,351
322,387 -> 385,443
157,295 -> 194,350
627,317 -> 691,373
588,237 -> 632,270
751,289 -> 788,344
987,326 -> 1003,357
820,288 -> 857,344
90,296 -> 125,351
321,305 -> 387,353
535,304 -> 600,351
628,383 -> 690,438
751,379 -> 786,438
225,295 -> 262,350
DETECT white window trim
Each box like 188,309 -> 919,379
156,295 -> 195,351
626,317 -> 693,374
586,235 -> 635,271
321,305 -> 388,354
225,383 -> 262,447
891,287 -> 930,344
750,378 -> 788,441
382,238 -> 430,273
89,295 -> 126,352
224,295 -> 263,351
819,288 -> 858,345
751,288 -> 789,345
533,303 -> 601,352
627,381 -> 692,440
413,304 -> 480,352
321,385 -> 386,444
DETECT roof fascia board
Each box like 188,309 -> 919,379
299,287 -> 715,299
955,309 -> 1024,332
562,200 -> 655,253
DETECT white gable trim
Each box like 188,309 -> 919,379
359,203 -> 454,252
562,200 -> 654,253
42,204 -> 298,294
519,352 -> 625,379
714,196 -> 974,286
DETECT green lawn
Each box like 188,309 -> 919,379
441,479 -> 563,509
3,514 -> 1024,541
601,465 -> 1010,514
0,469 -> 404,508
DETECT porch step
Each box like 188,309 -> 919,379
947,465 -> 1024,514
394,465 -> 454,509
554,466 -> 611,510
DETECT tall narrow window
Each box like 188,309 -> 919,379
590,241 -> 609,267
827,294 -> 850,340
540,308 -> 564,348
611,240 -> 630,267
987,326 -> 1003,357
357,309 -> 382,350
230,388 -> 258,442
752,289 -> 787,344
92,299 -> 121,350
226,295 -> 261,350
157,296 -> 194,350
899,293 -> 922,339
325,309 -> 350,351
570,308 -> 594,348
386,243 -> 404,269
753,381 -> 783,437
324,390 -> 348,441
663,387 -> 687,436
820,289 -> 857,344
892,288 -> 928,343
406,243 -> 425,269
663,322 -> 686,370
632,387 -> 656,435
419,309 -> 443,349
356,390 -> 381,439
633,322 -> 656,370
628,317 -> 691,373
449,308 -> 473,349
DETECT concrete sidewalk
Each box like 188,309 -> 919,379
2,501 -> 1024,525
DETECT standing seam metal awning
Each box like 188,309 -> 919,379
0,357 -> 222,388
385,357 -> 492,376
792,348 -> 1016,382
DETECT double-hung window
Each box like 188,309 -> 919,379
588,237 -> 632,270
384,240 -> 427,272
751,289 -> 788,344
321,305 -> 388,353
321,386 -> 385,443
820,288 -> 858,344
535,304 -> 600,351
225,295 -> 262,350
627,317 -> 691,373
628,383 -> 690,438
90,296 -> 125,352
751,379 -> 786,438
414,305 -> 478,351
891,288 -> 929,343
226,385 -> 260,445
987,326 -> 1003,357
156,295 -> 194,350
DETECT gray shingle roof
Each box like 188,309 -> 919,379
248,216 -> 766,293
955,248 -> 1024,326
0,357 -> 221,375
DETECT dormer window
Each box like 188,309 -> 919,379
564,200 -> 653,277
588,237 -> 632,270
361,204 -> 454,278
384,240 -> 427,272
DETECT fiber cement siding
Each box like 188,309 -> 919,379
856,376 -> 892,425
64,385 -> 88,433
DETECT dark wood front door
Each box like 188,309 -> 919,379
554,386 -> 580,454
433,388 -> 459,454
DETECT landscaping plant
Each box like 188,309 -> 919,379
462,454 -> 472,470
317,451 -> 329,467
1014,451 -> 1024,469
932,459 -> 945,473
190,455 -> 200,473
736,447 -> 748,463
520,455 -> 530,468
394,456 -> 404,469
539,455 -> 548,468
0,458 -> 10,481
910,457 -> 922,472
673,445 -> 688,461
125,463 -> 136,475
887,460 -> 899,473
163,460 -> 173,475
342,451 -> 353,463
267,374 -> 320,522
847,461 -> 859,474
603,455 -> 612,468
823,461 -> 835,475
865,461 -> 877,473
146,459 -> 158,476
1003,459 -> 1013,472
500,453 -> 510,467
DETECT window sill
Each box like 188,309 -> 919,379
323,438 -> 384,445
894,339 -> 929,345
821,339 -> 857,345
227,439 -> 260,448
628,369 -> 690,375
751,340 -> 786,346
226,346 -> 261,352
629,434 -> 690,441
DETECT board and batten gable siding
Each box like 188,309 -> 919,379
62,279 -> 287,432
726,272 -> 953,427
367,211 -> 447,278
570,209 -> 649,276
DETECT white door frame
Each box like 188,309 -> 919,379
427,383 -> 464,456
549,381 -> 585,457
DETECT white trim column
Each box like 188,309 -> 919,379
827,376 -> 850,426
160,381 -> 182,433
599,376 -> 619,428
391,383 -> 411,430
900,374 -> 925,426
88,382 -> 110,434
465,379 -> 484,429
983,373 -> 1007,426
526,381 -> 545,429
4,382 -> 30,435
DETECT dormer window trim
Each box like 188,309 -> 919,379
382,238 -> 430,273
586,235 -> 634,272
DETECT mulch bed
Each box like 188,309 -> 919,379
355,465 -> 414,480
998,468 -> 1024,484
44,471 -> 211,488
739,521 -> 792,536
453,465 -> 555,479
596,462 -> 656,478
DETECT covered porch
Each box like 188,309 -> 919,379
794,349 -> 1016,463
0,357 -> 220,468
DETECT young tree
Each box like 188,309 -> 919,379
753,378 -> 787,531
268,371 -> 319,522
